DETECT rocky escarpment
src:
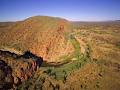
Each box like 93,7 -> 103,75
0,60 -> 14,90
0,50 -> 43,89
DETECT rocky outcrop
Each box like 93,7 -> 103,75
0,50 -> 43,89
0,60 -> 14,90
19,51 -> 43,67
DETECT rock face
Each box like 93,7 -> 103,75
0,50 -> 43,89
0,60 -> 14,89
19,51 -> 43,67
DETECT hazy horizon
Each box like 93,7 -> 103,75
0,0 -> 120,22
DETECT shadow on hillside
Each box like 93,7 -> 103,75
0,50 -> 43,67
18,51 -> 43,67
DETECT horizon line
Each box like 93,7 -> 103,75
0,15 -> 120,22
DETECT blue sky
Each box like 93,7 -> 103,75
0,0 -> 120,21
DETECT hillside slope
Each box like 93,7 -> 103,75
0,16 -> 73,62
